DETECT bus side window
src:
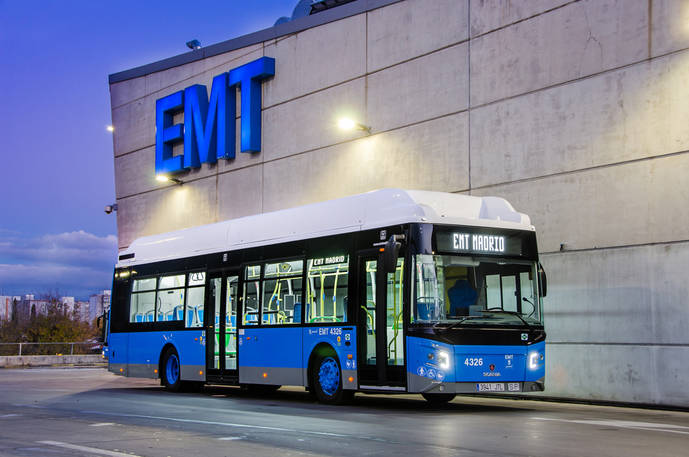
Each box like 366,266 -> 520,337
262,260 -> 303,325
306,256 -> 349,323
186,271 -> 206,328
156,274 -> 185,322
243,265 -> 261,325
130,277 -> 156,323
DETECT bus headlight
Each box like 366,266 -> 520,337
438,351 -> 451,370
528,351 -> 542,370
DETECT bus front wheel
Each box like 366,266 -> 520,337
161,347 -> 182,392
311,350 -> 353,405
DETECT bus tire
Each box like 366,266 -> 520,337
161,347 -> 182,392
311,350 -> 352,405
421,393 -> 456,405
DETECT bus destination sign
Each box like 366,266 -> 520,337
436,230 -> 525,257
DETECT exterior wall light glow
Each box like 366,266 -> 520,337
156,175 -> 183,185
106,125 -> 115,132
338,117 -> 371,134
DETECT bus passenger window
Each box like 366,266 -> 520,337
157,274 -> 185,322
242,265 -> 261,325
130,278 -> 156,323
186,271 -> 206,328
306,255 -> 349,323
262,260 -> 303,325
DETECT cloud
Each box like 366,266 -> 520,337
0,230 -> 117,269
0,230 -> 117,298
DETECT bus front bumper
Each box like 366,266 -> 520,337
409,375 -> 545,394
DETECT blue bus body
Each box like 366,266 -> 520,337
105,190 -> 547,403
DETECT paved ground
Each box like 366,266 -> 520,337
0,368 -> 687,457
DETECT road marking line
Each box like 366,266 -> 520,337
81,410 -> 362,440
90,422 -> 116,427
218,436 -> 244,441
532,417 -> 689,435
0,414 -> 20,418
38,441 -> 142,457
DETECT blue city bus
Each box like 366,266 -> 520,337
106,189 -> 547,404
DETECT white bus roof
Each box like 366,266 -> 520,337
117,189 -> 533,267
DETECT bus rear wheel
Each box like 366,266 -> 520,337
421,393 -> 456,405
311,350 -> 353,405
161,347 -> 182,392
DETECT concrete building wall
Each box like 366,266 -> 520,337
109,0 -> 689,407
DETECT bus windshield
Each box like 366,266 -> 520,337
413,254 -> 543,326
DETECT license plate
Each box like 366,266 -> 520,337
477,383 -> 505,392
508,383 -> 521,392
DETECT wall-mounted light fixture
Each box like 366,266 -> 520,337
338,117 -> 371,134
104,204 -> 118,214
106,125 -> 114,132
156,175 -> 183,185
186,39 -> 201,50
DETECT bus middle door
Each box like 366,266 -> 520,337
357,251 -> 406,390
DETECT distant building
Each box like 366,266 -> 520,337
0,296 -> 18,321
15,295 -> 52,323
13,294 -> 93,323
61,297 -> 91,322
89,290 -> 111,323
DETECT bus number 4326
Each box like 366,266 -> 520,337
464,357 -> 483,367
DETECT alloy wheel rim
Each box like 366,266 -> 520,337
318,357 -> 340,396
166,354 -> 179,384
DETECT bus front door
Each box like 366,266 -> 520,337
206,272 -> 239,381
357,253 -> 406,390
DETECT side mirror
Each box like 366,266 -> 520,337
538,263 -> 547,298
383,235 -> 402,274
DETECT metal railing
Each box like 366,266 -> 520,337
0,342 -> 101,356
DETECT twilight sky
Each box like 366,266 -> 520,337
0,0 -> 296,298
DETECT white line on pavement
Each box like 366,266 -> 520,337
38,441 -> 142,457
90,422 -> 116,427
81,410 -> 359,440
531,417 -> 689,436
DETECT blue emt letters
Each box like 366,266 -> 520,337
155,57 -> 275,175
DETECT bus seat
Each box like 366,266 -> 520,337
186,307 -> 195,326
174,305 -> 184,320
197,308 -> 204,325
145,311 -> 155,322
135,313 -> 143,323
215,314 -> 220,326
293,303 -> 302,323
416,301 -> 435,321
448,279 -> 477,316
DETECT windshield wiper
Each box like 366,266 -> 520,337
484,308 -> 532,327
440,316 -> 484,331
